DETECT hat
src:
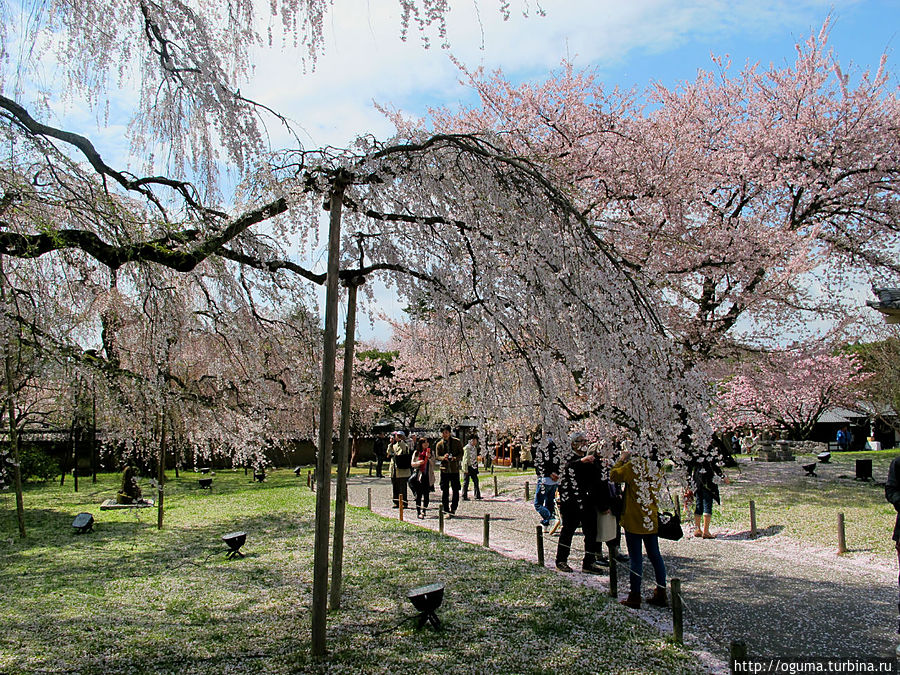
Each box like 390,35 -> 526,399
570,431 -> 587,446
396,431 -> 406,438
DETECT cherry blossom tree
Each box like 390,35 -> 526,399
420,22 -> 900,361
713,348 -> 870,439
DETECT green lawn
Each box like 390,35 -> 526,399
0,469 -> 702,674
714,449 -> 899,557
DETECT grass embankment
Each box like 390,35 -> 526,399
715,449 -> 899,557
0,470 -> 702,674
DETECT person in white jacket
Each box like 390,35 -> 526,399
462,436 -> 482,500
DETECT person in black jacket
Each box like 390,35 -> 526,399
373,431 -> 387,478
555,432 -> 611,574
885,456 -> 900,633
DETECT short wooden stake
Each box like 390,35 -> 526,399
367,487 -> 372,511
838,512 -> 847,554
399,494 -> 405,522
493,475 -> 499,496
525,481 -> 530,501
608,545 -> 618,598
729,640 -> 748,674
749,500 -> 757,538
483,513 -> 490,547
439,506 -> 444,534
671,578 -> 683,644
536,525 -> 544,567
307,471 -> 311,488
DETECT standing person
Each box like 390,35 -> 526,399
611,445 -> 667,609
534,433 -> 560,531
483,441 -> 494,472
511,441 -> 521,469
687,440 -> 731,539
373,431 -> 387,478
462,436 -> 482,501
411,437 -> 436,518
436,424 -> 463,516
520,442 -> 533,471
555,432 -> 609,575
387,431 -> 411,509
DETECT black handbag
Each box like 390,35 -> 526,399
657,475 -> 684,540
408,473 -> 421,495
657,509 -> 683,540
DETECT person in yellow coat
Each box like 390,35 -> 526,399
610,445 -> 667,609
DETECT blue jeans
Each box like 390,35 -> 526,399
534,478 -> 557,524
694,487 -> 714,515
624,531 -> 666,595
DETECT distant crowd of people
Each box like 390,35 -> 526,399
371,423 -> 731,610
372,425 -> 487,519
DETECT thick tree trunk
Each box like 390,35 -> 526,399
5,355 -> 25,538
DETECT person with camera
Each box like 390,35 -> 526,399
555,431 -> 610,575
462,436 -> 482,501
435,424 -> 464,516
410,437 -> 436,518
388,431 -> 412,509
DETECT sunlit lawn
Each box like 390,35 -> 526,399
715,449 -> 899,557
0,469 -> 702,674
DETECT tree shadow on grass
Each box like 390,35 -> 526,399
718,525 -> 784,541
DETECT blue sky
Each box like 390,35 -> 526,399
244,1 -> 899,153
237,1 -> 898,341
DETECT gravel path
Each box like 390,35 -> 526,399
345,466 -> 898,672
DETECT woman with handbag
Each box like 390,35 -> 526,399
411,437 -> 435,519
610,445 -> 667,609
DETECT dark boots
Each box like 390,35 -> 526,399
646,587 -> 668,607
620,591 -> 641,609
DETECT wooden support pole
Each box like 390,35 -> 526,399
311,174 -> 347,658
525,481 -> 530,501
483,513 -> 490,547
439,506 -> 444,534
331,276 -> 364,611
838,512 -> 847,554
493,475 -> 499,497
367,487 -> 372,511
399,494 -> 405,522
671,578 -> 683,644
749,500 -> 757,538
536,525 -> 544,567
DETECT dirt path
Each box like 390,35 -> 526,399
345,467 -> 898,672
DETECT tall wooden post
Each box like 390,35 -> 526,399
312,174 -> 348,658
837,512 -> 847,554
749,500 -> 757,538
331,276 -> 364,611
671,578 -> 683,644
